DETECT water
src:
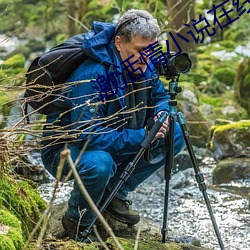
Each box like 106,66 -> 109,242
38,157 -> 250,250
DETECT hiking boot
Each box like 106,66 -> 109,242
105,196 -> 140,225
61,213 -> 97,243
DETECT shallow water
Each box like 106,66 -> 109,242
38,157 -> 250,250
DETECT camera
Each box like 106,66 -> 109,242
157,52 -> 192,79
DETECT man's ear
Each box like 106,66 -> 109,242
115,36 -> 122,51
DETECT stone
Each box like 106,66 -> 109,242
179,100 -> 211,148
209,120 -> 250,160
213,157 -> 250,184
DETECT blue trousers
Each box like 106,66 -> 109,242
41,123 -> 185,226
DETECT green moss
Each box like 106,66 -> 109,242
213,67 -> 235,86
0,209 -> 24,249
106,237 -> 208,250
213,120 -> 250,133
0,54 -> 26,86
199,95 -> 224,107
7,228 -> 24,249
0,175 -> 47,239
0,235 -> 16,250
0,209 -> 21,229
1,54 -> 25,69
209,120 -> 250,151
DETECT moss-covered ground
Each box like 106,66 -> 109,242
0,174 -> 47,249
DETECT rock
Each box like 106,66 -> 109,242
179,100 -> 211,148
213,157 -> 250,184
221,105 -> 237,116
170,168 -> 193,189
181,89 -> 198,105
45,202 -> 211,250
209,120 -> 250,160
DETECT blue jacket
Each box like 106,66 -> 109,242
44,21 -> 170,156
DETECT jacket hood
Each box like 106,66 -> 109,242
82,21 -> 116,65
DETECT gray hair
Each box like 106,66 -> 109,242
115,9 -> 160,43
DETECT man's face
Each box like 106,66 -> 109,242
115,35 -> 156,74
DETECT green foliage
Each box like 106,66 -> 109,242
1,54 -> 25,69
213,67 -> 235,86
224,11 -> 250,45
0,54 -> 26,86
199,95 -> 224,107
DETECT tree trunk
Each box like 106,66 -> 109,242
78,0 -> 88,20
67,0 -> 77,36
167,0 -> 196,57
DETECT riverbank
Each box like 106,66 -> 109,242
38,155 -> 250,250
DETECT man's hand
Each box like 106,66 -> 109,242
154,111 -> 169,139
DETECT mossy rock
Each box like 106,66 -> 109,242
199,92 -> 249,122
213,157 -> 250,184
0,209 -> 24,250
106,237 -> 210,250
28,237 -> 211,250
44,202 -> 211,250
0,174 -> 47,239
209,120 -> 250,160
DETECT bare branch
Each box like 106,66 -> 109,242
68,14 -> 90,32
63,148 -> 124,250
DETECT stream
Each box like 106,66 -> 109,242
38,155 -> 250,250
1,33 -> 249,250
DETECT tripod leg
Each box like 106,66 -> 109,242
177,112 -> 225,250
162,114 -> 175,243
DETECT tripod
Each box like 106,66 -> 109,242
161,77 -> 225,249
82,77 -> 225,250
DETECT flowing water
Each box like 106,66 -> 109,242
38,156 -> 250,250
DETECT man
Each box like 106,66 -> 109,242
41,9 -> 185,241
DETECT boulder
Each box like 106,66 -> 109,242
213,157 -> 250,184
179,100 -> 211,148
209,120 -> 250,160
42,202 -> 211,250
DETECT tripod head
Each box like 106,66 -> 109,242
156,51 -> 192,100
168,76 -> 182,100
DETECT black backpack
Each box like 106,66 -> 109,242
24,34 -> 86,115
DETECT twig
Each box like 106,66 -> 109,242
93,225 -> 110,250
68,14 -> 90,31
134,220 -> 142,250
61,148 -> 124,250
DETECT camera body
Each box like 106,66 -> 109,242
157,52 -> 192,79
